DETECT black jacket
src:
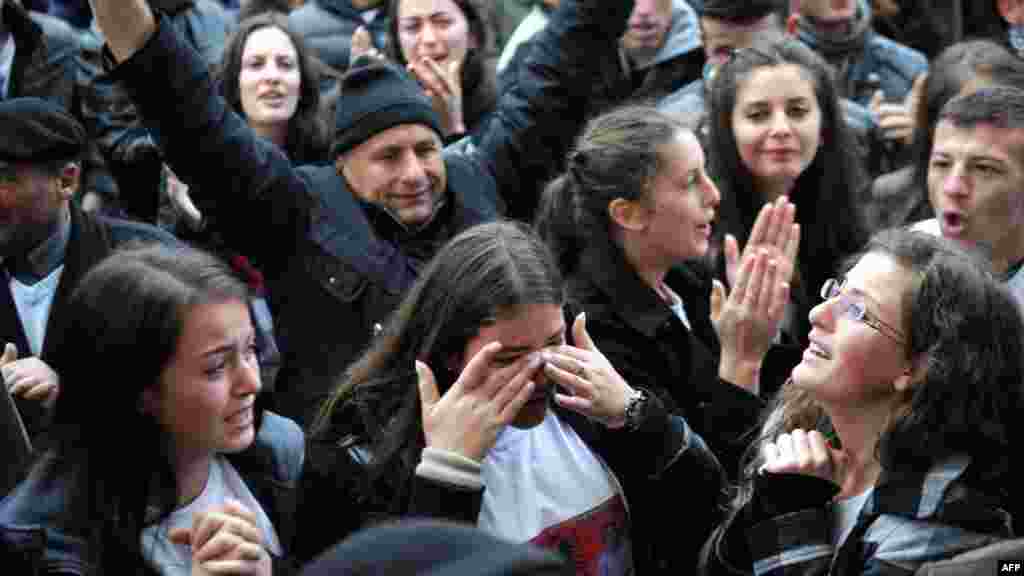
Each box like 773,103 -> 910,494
565,241 -> 786,480
0,202 -> 179,448
287,0 -> 389,76
299,376 -> 725,573
108,0 -> 634,428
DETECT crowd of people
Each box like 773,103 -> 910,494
1,0 -> 1023,574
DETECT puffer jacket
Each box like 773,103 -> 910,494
287,0 -> 388,76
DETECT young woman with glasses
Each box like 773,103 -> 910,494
699,228 -> 1024,575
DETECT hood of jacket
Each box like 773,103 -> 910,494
635,0 -> 701,70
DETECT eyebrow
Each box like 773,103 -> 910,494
495,326 -> 566,355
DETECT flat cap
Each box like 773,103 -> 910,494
0,97 -> 86,164
690,0 -> 784,21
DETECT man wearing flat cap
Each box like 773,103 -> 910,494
0,97 -> 176,446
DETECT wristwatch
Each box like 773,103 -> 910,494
622,388 -> 650,432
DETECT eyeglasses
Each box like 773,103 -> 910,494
820,278 -> 906,344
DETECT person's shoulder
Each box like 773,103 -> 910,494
26,11 -> 81,56
254,411 -> 305,483
98,215 -> 183,249
867,30 -> 929,73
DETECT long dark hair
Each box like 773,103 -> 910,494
706,38 -> 867,343
386,0 -> 498,132
738,229 -> 1023,507
535,105 -> 689,276
218,12 -> 329,164
313,221 -> 563,509
39,244 -> 250,574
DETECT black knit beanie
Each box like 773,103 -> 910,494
691,0 -> 784,21
0,97 -> 86,164
332,60 -> 443,157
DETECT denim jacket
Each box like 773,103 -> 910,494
0,411 -> 304,576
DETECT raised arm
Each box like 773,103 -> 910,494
88,0 -> 309,273
470,0 -> 635,221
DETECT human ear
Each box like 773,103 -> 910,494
893,354 -> 928,394
608,197 -> 649,232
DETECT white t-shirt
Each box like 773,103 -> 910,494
478,411 -> 634,575
9,265 -> 64,357
140,457 -> 282,576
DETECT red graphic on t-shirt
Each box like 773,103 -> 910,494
529,494 -> 633,576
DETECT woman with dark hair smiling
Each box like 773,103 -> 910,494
699,229 -> 1024,575
706,38 -> 867,353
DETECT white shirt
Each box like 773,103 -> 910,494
478,411 -> 634,575
9,265 -> 64,356
140,457 -> 282,576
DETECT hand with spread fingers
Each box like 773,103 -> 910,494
543,313 -> 635,429
711,249 -> 789,393
722,195 -> 799,292
169,499 -> 272,576
417,343 -> 542,461
714,196 -> 798,392
407,57 -> 465,137
760,428 -> 847,485
2,343 -> 60,408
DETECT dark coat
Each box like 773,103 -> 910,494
0,202 -> 179,447
3,0 -> 121,204
564,241 -> 800,480
109,0 -> 633,427
0,411 -> 304,576
299,377 -> 725,573
287,0 -> 389,76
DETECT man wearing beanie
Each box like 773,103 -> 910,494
96,0 -> 633,429
0,97 -> 176,450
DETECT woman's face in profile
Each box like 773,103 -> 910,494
731,63 -> 822,195
397,0 -> 477,70
143,298 -> 261,461
238,26 -> 302,131
790,252 -> 911,411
